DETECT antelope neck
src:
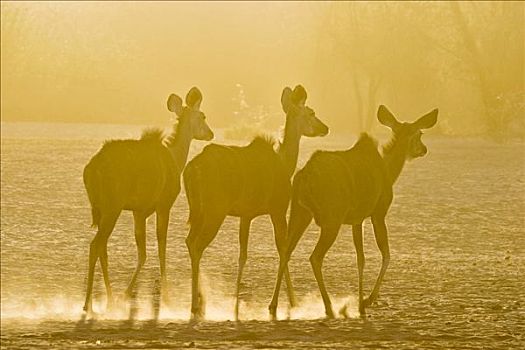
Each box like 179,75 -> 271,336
382,135 -> 409,185
168,120 -> 193,172
279,114 -> 302,177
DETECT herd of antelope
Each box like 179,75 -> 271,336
82,85 -> 438,320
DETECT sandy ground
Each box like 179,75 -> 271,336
1,123 -> 524,349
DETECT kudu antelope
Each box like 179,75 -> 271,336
82,87 -> 213,314
183,85 -> 329,320
269,105 -> 438,319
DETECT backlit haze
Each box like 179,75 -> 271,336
2,2 -> 523,138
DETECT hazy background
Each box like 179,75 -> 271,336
1,1 -> 524,139
1,3 -> 524,348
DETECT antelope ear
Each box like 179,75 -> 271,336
377,105 -> 400,129
167,94 -> 183,117
186,87 -> 202,111
281,87 -> 293,113
291,85 -> 307,106
413,108 -> 438,130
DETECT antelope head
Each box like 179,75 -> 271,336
167,87 -> 214,141
281,85 -> 329,138
378,105 -> 438,159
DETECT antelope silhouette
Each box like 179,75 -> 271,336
183,85 -> 329,320
268,105 -> 438,319
82,87 -> 213,314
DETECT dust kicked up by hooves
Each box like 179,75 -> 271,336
1,292 -> 360,322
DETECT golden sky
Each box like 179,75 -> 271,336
1,1 -> 523,135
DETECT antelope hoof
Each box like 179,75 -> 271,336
83,306 -> 99,319
325,308 -> 335,319
339,304 -> 349,319
192,313 -> 205,321
358,303 -> 367,317
191,307 -> 205,321
268,305 -> 278,321
363,296 -> 375,308
234,309 -> 240,322
83,299 -> 95,315
285,305 -> 293,321
124,289 -> 134,300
